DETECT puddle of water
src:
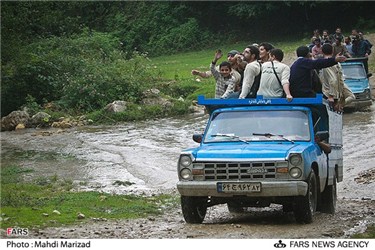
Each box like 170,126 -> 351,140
0,113 -> 208,194
340,106 -> 375,199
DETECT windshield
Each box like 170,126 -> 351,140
204,110 -> 310,143
342,64 -> 366,79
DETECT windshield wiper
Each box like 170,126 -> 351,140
211,133 -> 250,144
252,133 -> 294,143
345,77 -> 362,80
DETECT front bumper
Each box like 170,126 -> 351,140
345,99 -> 373,109
177,180 -> 308,197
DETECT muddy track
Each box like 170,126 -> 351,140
8,197 -> 373,239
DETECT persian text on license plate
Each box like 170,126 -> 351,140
217,182 -> 261,193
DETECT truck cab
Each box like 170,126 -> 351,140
177,95 -> 343,224
340,57 -> 373,110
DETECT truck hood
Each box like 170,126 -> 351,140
192,143 -> 303,160
344,78 -> 369,93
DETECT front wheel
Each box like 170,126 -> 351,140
320,173 -> 337,214
181,196 -> 207,224
293,170 -> 318,224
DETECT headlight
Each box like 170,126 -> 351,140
180,155 -> 192,167
364,89 -> 371,98
289,154 -> 302,166
290,167 -> 302,178
180,168 -> 192,180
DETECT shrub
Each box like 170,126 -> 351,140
157,80 -> 201,99
86,99 -> 192,123
1,31 -> 161,116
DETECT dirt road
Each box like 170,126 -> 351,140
21,197 -> 373,239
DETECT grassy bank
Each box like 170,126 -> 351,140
1,153 -> 374,237
352,226 -> 375,238
150,38 -> 308,80
0,165 -> 178,229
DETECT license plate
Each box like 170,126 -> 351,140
217,182 -> 261,193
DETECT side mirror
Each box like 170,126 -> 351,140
192,134 -> 203,143
315,131 -> 329,141
367,73 -> 372,78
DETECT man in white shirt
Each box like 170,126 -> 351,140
239,45 -> 261,99
257,48 -> 293,101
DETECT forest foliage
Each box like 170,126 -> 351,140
1,1 -> 375,118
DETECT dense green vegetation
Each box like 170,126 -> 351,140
1,1 -> 375,119
0,164 -> 178,229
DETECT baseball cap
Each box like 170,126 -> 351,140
227,50 -> 239,56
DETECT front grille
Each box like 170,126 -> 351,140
355,92 -> 370,100
202,162 -> 280,180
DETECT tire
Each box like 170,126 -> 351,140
181,196 -> 207,224
227,202 -> 246,213
282,204 -> 293,213
293,170 -> 318,224
320,174 -> 337,214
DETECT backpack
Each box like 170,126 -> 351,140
247,62 -> 262,98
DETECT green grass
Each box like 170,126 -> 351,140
0,165 -> 178,229
150,38 -> 309,80
351,225 -> 375,238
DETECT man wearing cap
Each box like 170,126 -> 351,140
228,49 -> 247,91
228,50 -> 247,72
224,45 -> 261,99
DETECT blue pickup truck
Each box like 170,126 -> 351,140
340,58 -> 373,110
177,95 -> 343,224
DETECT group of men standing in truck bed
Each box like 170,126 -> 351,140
191,28 -> 372,112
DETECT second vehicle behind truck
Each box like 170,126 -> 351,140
340,57 -> 373,110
